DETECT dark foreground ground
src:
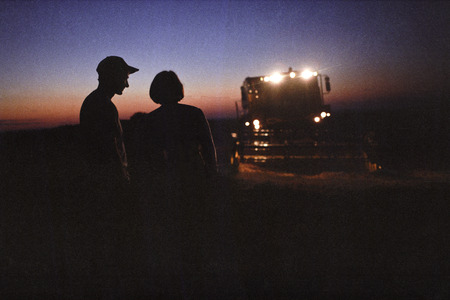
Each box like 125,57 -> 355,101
1,110 -> 449,299
1,166 -> 449,300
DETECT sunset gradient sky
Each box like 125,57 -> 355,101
1,0 -> 448,130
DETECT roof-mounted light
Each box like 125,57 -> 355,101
301,70 -> 318,79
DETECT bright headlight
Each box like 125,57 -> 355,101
270,73 -> 282,83
320,112 -> 327,119
301,70 -> 313,79
253,119 -> 260,130
289,72 -> 296,78
314,117 -> 321,123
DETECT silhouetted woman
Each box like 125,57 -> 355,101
133,70 -> 218,297
135,70 -> 217,192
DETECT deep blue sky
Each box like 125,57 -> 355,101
0,0 -> 448,130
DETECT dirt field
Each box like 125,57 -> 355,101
1,122 -> 449,299
229,164 -> 450,299
2,162 -> 449,299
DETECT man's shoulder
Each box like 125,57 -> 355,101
84,89 -> 109,102
81,90 -> 115,112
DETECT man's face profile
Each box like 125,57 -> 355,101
113,71 -> 130,95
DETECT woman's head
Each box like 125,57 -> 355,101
149,71 -> 184,105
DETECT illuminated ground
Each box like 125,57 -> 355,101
235,162 -> 450,192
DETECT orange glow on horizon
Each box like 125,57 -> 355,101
1,95 -> 80,122
0,91 -> 240,131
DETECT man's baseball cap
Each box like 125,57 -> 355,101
96,56 -> 139,75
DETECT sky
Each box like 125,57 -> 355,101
0,0 -> 448,130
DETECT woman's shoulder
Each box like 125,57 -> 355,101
174,103 -> 204,116
142,106 -> 164,120
133,109 -> 160,130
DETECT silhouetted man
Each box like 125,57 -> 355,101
77,56 -> 139,297
80,56 -> 138,186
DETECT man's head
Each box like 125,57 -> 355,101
96,56 -> 139,95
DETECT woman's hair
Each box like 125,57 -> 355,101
149,71 -> 184,105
